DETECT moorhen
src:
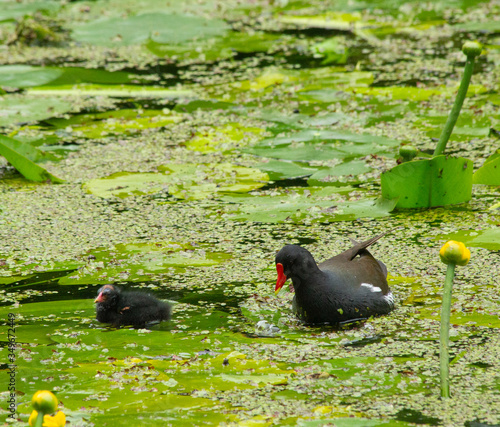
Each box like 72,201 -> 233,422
275,233 -> 394,324
94,284 -> 171,328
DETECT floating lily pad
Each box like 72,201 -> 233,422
311,37 -> 348,65
47,108 -> 183,139
255,159 -> 318,180
0,65 -> 63,88
58,241 -> 231,285
0,1 -> 60,21
186,123 -> 264,153
473,150 -> 500,185
27,84 -> 195,99
245,129 -> 400,162
307,160 -> 372,186
0,96 -> 73,127
72,13 -> 228,47
84,163 -> 269,200
436,229 -> 500,250
221,187 -> 396,223
381,155 -> 473,208
83,172 -> 172,198
159,163 -> 269,199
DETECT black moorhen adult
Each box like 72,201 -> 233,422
275,233 -> 394,324
94,284 -> 171,328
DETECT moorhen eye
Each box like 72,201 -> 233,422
94,284 -> 171,328
274,233 -> 394,324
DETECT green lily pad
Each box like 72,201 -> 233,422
255,160 -> 318,180
0,65 -> 63,88
221,187 -> 396,223
27,84 -> 195,99
72,13 -> 228,47
0,1 -> 60,21
311,37 -> 349,65
186,123 -> 264,153
158,163 -> 269,199
58,241 -> 230,285
83,163 -> 269,200
0,96 -> 73,127
307,160 -> 372,186
47,109 -> 183,139
83,172 -> 172,198
245,129 -> 400,162
473,150 -> 500,185
436,229 -> 500,251
381,155 -> 473,208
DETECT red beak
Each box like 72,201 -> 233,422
94,292 -> 104,303
275,263 -> 287,295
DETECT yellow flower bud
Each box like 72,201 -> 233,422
31,391 -> 58,414
439,240 -> 471,266
29,410 -> 66,427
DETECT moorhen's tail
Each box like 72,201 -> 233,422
346,232 -> 390,261
159,302 -> 172,321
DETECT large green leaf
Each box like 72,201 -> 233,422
307,160 -> 372,186
436,229 -> 500,250
72,13 -> 228,47
473,150 -> 500,185
0,96 -> 73,127
244,129 -> 400,162
83,163 -> 269,200
0,65 -> 62,88
46,108 -> 183,139
0,1 -> 60,21
0,134 -> 57,163
0,135 -> 64,183
58,241 -> 230,285
381,155 -> 473,208
221,187 -> 396,223
27,84 -> 195,99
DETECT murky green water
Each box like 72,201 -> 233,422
1,0 -> 500,426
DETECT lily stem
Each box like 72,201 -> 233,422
433,56 -> 476,156
440,262 -> 456,398
34,412 -> 45,427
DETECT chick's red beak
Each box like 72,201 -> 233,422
94,292 -> 104,303
275,263 -> 287,295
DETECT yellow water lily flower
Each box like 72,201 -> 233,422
439,240 -> 471,266
29,410 -> 66,427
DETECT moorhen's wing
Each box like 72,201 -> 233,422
317,233 -> 390,294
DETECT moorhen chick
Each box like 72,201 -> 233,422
94,284 -> 171,328
275,233 -> 394,324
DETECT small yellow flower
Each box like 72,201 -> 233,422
440,240 -> 471,266
32,390 -> 58,414
29,410 -> 66,427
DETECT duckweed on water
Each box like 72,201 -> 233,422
1,0 -> 500,426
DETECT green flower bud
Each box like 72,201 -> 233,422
32,390 -> 58,415
462,41 -> 482,58
399,145 -> 418,161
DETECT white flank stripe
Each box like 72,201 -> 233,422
360,283 -> 382,293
